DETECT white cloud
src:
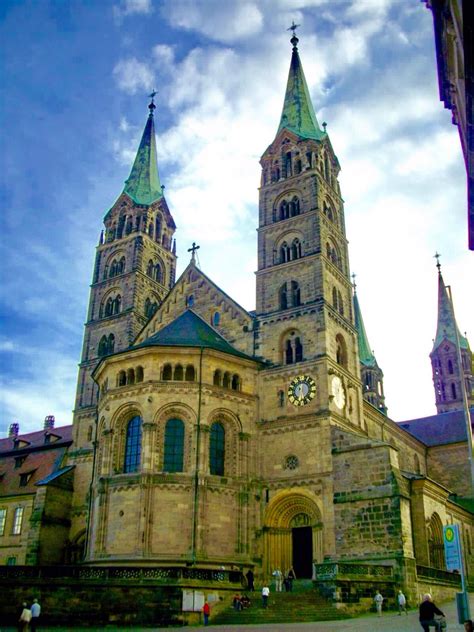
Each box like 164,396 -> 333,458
114,0 -> 153,22
113,57 -> 155,94
162,0 -> 264,43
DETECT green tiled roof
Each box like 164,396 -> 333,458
134,309 -> 255,361
277,43 -> 326,141
123,110 -> 163,206
433,272 -> 469,352
353,291 -> 377,367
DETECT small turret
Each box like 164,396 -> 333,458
352,277 -> 387,414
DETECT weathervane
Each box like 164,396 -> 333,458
287,21 -> 300,48
148,90 -> 157,113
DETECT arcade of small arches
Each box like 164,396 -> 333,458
103,210 -> 172,252
332,287 -> 344,316
278,238 -> 302,264
146,259 -> 163,283
116,366 -> 144,387
213,369 -> 242,391
279,280 -> 301,310
326,240 -> 343,272
162,363 -> 196,382
283,330 -> 304,365
323,201 -> 338,225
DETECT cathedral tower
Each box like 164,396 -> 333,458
69,99 -> 177,543
255,31 -> 363,429
430,261 -> 473,413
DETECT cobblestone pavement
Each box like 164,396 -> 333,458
2,596 -> 473,631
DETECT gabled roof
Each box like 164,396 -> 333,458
0,425 -> 73,453
123,104 -> 163,206
398,408 -> 474,446
353,290 -> 378,368
432,270 -> 469,352
133,309 -> 256,362
277,36 -> 326,142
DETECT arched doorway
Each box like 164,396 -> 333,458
427,513 -> 445,570
263,490 -> 323,579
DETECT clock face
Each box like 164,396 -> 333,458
332,375 -> 346,409
288,375 -> 316,406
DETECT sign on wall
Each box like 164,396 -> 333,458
443,524 -> 462,572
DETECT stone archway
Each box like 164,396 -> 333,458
263,490 -> 323,579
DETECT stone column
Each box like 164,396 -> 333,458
141,422 -> 155,472
101,428 -> 114,476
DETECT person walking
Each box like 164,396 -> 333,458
397,590 -> 408,615
374,590 -> 384,617
202,600 -> 210,626
272,568 -> 283,592
419,593 -> 445,632
18,602 -> 32,632
245,568 -> 254,591
262,584 -> 270,608
286,567 -> 296,592
30,598 -> 41,632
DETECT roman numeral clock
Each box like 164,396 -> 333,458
287,375 -> 317,406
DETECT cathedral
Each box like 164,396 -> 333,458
1,31 -> 473,617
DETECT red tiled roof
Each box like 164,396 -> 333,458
0,425 -> 73,496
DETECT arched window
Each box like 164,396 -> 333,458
174,364 -> 184,381
295,159 -> 302,174
279,200 -> 289,221
295,337 -> 303,362
117,370 -> 126,386
146,260 -> 154,277
448,359 -> 454,374
291,238 -> 302,260
162,364 -> 172,381
231,374 -> 240,390
109,259 -> 118,278
280,242 -> 289,263
210,422 -> 225,476
451,383 -> 457,399
291,281 -> 301,306
124,416 -> 142,473
107,333 -> 115,354
155,215 -> 162,240
185,365 -> 195,381
290,196 -> 300,217
223,372 -> 231,388
212,311 -> 220,326
213,369 -> 222,386
332,287 -> 338,309
338,291 -> 344,315
285,339 -> 293,364
87,425 -> 93,442
187,295 -> 195,307
283,332 -> 303,365
105,297 -> 114,317
136,366 -> 144,383
336,334 -> 348,367
163,418 -> 184,473
113,295 -> 122,314
127,368 -> 135,385
278,390 -> 285,407
148,223 -> 154,238
98,336 -> 108,357
279,283 -> 288,310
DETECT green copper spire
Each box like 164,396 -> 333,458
123,95 -> 163,206
432,266 -> 469,352
277,30 -> 326,141
353,286 -> 377,367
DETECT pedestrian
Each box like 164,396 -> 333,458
18,602 -> 32,632
286,567 -> 296,592
397,589 -> 408,615
245,568 -> 254,591
465,621 -> 474,632
202,600 -> 210,626
272,567 -> 283,592
262,584 -> 270,608
30,598 -> 41,632
419,593 -> 445,632
374,590 -> 383,616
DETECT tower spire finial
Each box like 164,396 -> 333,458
148,90 -> 157,115
287,20 -> 300,49
351,273 -> 357,294
434,251 -> 442,275
188,242 -> 200,263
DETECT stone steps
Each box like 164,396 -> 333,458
212,590 -> 350,625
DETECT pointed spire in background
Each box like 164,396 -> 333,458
277,25 -> 326,141
123,92 -> 163,206
432,255 -> 469,352
352,281 -> 378,367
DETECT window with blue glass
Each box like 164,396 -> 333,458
163,418 -> 185,472
210,422 -> 225,476
124,416 -> 142,473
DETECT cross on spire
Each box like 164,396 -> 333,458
287,21 -> 300,35
287,21 -> 300,49
148,90 -> 157,113
351,273 -> 357,292
434,251 -> 442,274
188,242 -> 200,263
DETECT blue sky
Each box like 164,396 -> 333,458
1,0 -> 472,435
